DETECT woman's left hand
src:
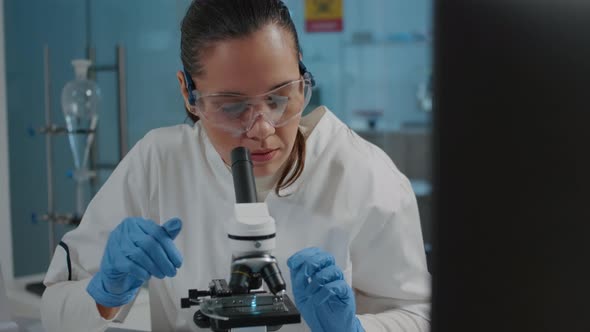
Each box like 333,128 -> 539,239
287,247 -> 365,332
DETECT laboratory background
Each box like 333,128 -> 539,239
0,0 -> 432,330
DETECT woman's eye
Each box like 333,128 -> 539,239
267,95 -> 289,106
221,102 -> 247,114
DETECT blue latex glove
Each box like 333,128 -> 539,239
287,247 -> 365,332
87,217 -> 183,307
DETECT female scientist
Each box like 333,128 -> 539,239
41,0 -> 431,331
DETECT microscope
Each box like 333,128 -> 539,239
181,147 -> 301,331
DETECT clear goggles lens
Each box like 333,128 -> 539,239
190,78 -> 312,135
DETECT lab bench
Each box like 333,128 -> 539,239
4,274 -> 150,332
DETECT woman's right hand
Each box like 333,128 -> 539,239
86,217 -> 183,310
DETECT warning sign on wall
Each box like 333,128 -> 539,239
305,0 -> 343,33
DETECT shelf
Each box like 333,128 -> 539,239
342,32 -> 431,46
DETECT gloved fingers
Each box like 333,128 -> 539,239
162,217 -> 182,239
289,249 -> 336,291
291,258 -> 335,292
306,265 -> 344,295
121,258 -> 152,282
287,247 -> 323,270
125,246 -> 166,279
132,234 -> 177,277
292,248 -> 336,275
161,218 -> 183,267
136,218 -> 183,268
315,279 -> 353,304
136,217 -> 182,240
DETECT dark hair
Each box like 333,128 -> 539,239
180,0 -> 306,196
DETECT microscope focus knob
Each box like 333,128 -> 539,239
193,310 -> 211,328
180,297 -> 192,308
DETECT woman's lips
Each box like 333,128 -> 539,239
251,149 -> 278,162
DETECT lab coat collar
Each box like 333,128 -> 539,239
198,123 -> 235,198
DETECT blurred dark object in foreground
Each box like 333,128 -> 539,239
431,1 -> 590,332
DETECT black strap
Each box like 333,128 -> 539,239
58,241 -> 72,281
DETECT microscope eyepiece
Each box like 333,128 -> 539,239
231,147 -> 258,204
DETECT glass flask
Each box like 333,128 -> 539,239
61,59 -> 100,216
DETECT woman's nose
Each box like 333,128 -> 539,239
246,112 -> 275,140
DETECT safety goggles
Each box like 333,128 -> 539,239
184,61 -> 315,136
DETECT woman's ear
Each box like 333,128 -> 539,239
176,70 -> 191,111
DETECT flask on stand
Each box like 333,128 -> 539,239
61,59 -> 100,217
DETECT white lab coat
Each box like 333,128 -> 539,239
41,107 -> 431,332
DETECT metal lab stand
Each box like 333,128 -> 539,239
26,44 -> 128,297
